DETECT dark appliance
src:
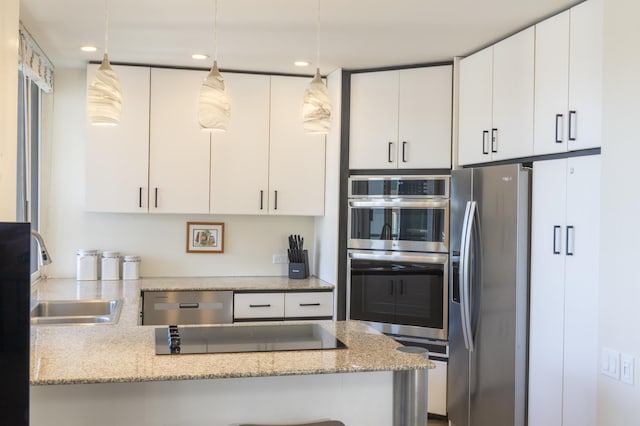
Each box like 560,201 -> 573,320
0,222 -> 31,426
448,165 -> 530,426
155,323 -> 347,355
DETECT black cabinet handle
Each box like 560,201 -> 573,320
555,114 -> 563,143
154,187 -> 158,208
388,142 -> 393,163
274,190 -> 278,210
553,225 -> 561,255
389,280 -> 394,296
568,110 -> 577,141
566,225 -> 575,256
491,128 -> 498,153
400,279 -> 405,295
482,130 -> 489,155
300,303 -> 321,307
402,141 -> 407,163
139,187 -> 143,208
259,190 -> 264,210
179,303 -> 199,309
249,304 -> 271,308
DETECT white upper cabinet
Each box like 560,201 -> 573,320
534,0 -> 603,155
85,65 -> 150,213
350,66 -> 452,170
458,27 -> 535,165
149,68 -> 211,214
269,76 -> 326,216
210,73 -> 271,215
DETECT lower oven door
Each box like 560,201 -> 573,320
347,249 -> 448,341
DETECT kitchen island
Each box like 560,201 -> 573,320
30,278 -> 433,426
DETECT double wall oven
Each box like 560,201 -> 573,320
346,175 -> 450,342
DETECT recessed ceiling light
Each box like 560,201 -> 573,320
192,53 -> 209,60
81,46 -> 98,52
294,60 -> 310,67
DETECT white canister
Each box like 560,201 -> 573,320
76,249 -> 99,281
101,251 -> 120,280
122,256 -> 141,280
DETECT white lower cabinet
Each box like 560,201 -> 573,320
233,291 -> 334,321
427,359 -> 447,416
528,155 -> 600,426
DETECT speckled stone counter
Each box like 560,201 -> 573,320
30,277 -> 433,386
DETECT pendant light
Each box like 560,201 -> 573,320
199,0 -> 231,131
302,0 -> 332,134
87,0 -> 122,126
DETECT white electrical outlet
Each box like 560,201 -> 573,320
272,254 -> 288,264
602,347 -> 621,380
621,353 -> 634,385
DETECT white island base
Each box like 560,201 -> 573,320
32,371 -> 400,426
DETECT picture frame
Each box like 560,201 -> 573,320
186,222 -> 224,253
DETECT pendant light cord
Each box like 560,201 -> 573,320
315,0 -> 321,71
104,0 -> 110,54
213,0 -> 219,61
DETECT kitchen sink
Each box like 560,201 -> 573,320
30,299 -> 123,325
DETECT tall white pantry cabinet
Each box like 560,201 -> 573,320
528,155 -> 600,426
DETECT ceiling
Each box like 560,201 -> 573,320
20,0 -> 581,75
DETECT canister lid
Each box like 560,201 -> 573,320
102,251 -> 120,258
77,249 -> 98,255
123,255 -> 141,262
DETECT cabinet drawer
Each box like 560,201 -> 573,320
142,290 -> 233,325
284,292 -> 333,318
234,293 -> 285,319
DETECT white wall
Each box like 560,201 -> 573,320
0,0 -> 19,221
598,0 -> 640,423
41,67 -> 316,279
314,69 -> 342,285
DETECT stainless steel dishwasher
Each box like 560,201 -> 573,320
141,290 -> 233,325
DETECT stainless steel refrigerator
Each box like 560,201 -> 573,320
448,164 -> 530,426
0,222 -> 31,426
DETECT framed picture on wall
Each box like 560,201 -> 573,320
186,222 -> 224,253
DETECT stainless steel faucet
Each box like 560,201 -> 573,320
31,229 -> 52,265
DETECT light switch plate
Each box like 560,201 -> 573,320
621,353 -> 634,385
272,254 -> 288,264
602,347 -> 621,380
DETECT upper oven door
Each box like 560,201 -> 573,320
348,199 -> 449,253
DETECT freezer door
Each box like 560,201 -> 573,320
469,165 -> 529,426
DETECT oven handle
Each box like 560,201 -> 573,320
348,199 -> 449,209
348,250 -> 448,266
460,201 -> 476,352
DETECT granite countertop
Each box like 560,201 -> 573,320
30,277 -> 433,386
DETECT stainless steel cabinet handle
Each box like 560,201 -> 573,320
568,110 -> 577,141
555,114 -> 564,144
249,304 -> 271,308
179,303 -> 199,309
553,225 -> 562,255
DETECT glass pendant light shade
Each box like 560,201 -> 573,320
302,68 -> 332,134
88,55 -> 123,126
198,61 -> 231,131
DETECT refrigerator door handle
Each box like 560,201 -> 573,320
460,201 -> 475,352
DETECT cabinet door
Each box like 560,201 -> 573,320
233,293 -> 285,319
568,0 -> 603,151
398,66 -> 452,169
492,27 -> 535,161
458,46 -> 493,166
210,73 -> 270,214
562,155 -> 600,426
349,70 -> 399,169
149,68 -> 211,214
534,11 -> 570,155
528,159 -> 567,426
85,65 -> 150,213
268,76 -> 326,216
